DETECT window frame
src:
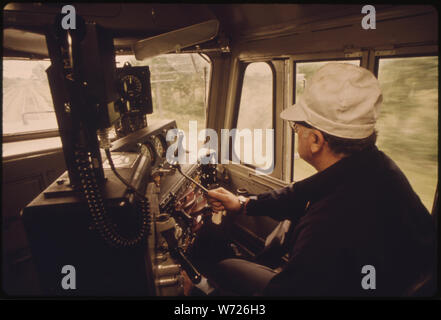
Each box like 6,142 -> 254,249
200,53 -> 213,129
231,59 -> 280,177
2,129 -> 59,143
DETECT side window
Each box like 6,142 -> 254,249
2,59 -> 56,135
235,62 -> 273,169
376,56 -> 438,211
292,59 -> 361,182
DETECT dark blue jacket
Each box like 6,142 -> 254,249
246,146 -> 436,296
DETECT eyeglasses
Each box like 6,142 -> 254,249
289,121 -> 328,141
289,121 -> 312,133
289,121 -> 299,133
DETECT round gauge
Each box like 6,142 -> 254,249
140,143 -> 155,165
152,135 -> 166,157
120,74 -> 142,99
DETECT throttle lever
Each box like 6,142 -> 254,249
172,163 -> 209,193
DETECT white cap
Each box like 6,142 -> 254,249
280,63 -> 383,139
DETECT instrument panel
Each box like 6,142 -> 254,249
152,135 -> 167,158
116,62 -> 153,114
110,119 -> 173,164
115,62 -> 154,138
127,135 -> 166,169
111,119 -> 220,296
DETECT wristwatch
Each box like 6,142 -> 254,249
237,195 -> 248,214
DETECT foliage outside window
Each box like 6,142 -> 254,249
292,60 -> 361,181
376,56 -> 438,211
115,54 -> 210,139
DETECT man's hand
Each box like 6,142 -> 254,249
206,187 -> 242,213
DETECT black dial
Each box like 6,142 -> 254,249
152,135 -> 166,157
120,74 -> 142,99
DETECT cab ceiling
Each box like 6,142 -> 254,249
2,3 -> 436,58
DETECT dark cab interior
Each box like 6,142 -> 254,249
2,3 -> 438,297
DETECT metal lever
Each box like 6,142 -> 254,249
172,163 -> 209,193
171,163 -> 227,217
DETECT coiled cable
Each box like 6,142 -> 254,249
75,150 -> 150,248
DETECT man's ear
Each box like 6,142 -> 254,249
309,129 -> 326,154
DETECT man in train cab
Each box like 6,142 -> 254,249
205,63 -> 436,296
